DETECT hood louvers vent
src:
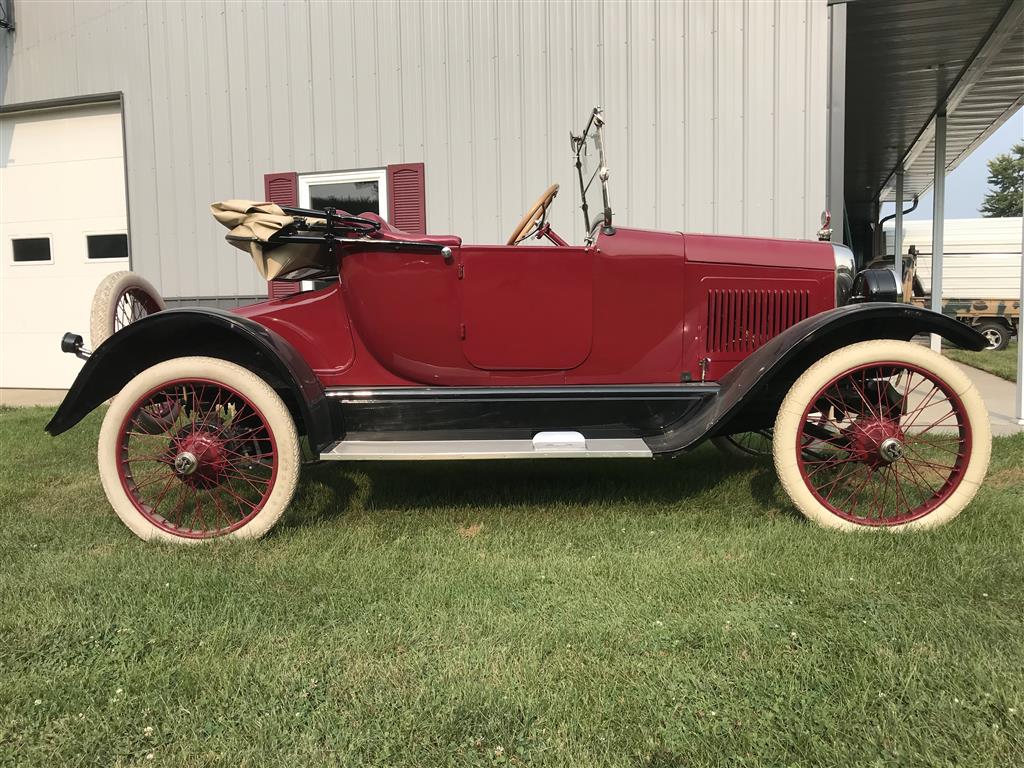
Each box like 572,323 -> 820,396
706,288 -> 811,353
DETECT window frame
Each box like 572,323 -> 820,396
9,235 -> 54,266
83,230 -> 130,263
298,168 -> 389,218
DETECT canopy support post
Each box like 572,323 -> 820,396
894,165 -> 904,289
1017,218 -> 1024,425
929,112 -> 946,352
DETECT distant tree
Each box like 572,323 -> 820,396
980,141 -> 1023,217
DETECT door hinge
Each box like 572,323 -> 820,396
457,263 -> 465,279
459,322 -> 466,340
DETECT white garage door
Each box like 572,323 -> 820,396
1,102 -> 129,389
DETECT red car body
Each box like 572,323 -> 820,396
235,226 -> 835,388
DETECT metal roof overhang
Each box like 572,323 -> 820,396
842,0 -> 1024,225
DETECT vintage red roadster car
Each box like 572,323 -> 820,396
47,108 -> 992,543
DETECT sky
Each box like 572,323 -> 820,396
880,107 -> 1022,221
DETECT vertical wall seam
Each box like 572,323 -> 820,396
712,0 -> 718,233
772,0 -> 779,236
653,0 -> 660,229
741,0 -> 748,234
798,0 -> 806,228
159,2 -> 182,296
517,1 -> 526,213
349,1 -> 359,161
219,0 -> 238,294
465,2 -> 477,242
199,3 -> 217,294
306,0 -> 316,170
284,2 -> 295,170
372,1 -> 382,165
681,1 -> 687,229
443,0 -> 454,232
142,0 -> 161,283
625,0 -> 632,221
418,0 -> 428,159
181,3 -> 198,295
327,3 -> 337,168
396,0 -> 406,163
262,1 -> 274,164
493,0 -> 502,232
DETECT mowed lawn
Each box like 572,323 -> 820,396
946,342 -> 1019,383
1,407 -> 1022,768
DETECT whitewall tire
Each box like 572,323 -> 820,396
90,270 -> 165,348
97,357 -> 300,543
772,340 -> 990,531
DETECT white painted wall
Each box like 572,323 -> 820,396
0,103 -> 129,388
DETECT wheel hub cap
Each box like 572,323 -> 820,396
173,450 -> 198,476
878,437 -> 905,463
847,418 -> 906,467
171,432 -> 230,488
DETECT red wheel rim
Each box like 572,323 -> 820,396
116,378 -> 278,539
113,288 -> 160,332
796,361 -> 971,526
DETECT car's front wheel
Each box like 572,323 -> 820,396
773,340 -> 990,531
97,357 -> 300,543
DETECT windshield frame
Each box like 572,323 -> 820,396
570,107 -> 614,245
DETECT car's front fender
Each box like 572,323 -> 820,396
646,302 -> 987,455
45,308 -> 334,450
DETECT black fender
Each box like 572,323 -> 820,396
45,308 -> 335,450
645,302 -> 987,456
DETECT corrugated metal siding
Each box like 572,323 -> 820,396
1,0 -> 829,300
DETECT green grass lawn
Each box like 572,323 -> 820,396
946,342 -> 1019,383
2,406 -> 1022,767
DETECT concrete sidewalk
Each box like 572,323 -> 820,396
951,361 -> 1023,437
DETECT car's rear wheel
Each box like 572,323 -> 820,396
97,357 -> 300,543
773,340 -> 990,531
90,270 -> 165,348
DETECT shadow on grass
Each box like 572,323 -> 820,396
279,445 -> 788,530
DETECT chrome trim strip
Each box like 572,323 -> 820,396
325,384 -> 720,402
320,437 -> 653,461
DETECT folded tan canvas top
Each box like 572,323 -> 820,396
210,200 -> 329,280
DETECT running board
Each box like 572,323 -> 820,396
319,431 -> 652,461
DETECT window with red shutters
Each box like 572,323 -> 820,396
263,172 -> 300,299
386,163 -> 426,235
262,165 -> 426,299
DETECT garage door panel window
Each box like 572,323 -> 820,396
86,233 -> 129,260
12,237 -> 52,264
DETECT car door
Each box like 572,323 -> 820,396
458,244 -> 594,371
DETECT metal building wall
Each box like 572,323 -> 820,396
0,0 -> 828,301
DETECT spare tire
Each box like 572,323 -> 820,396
90,271 -> 165,349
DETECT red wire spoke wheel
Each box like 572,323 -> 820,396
113,288 -> 162,333
773,340 -> 990,531
98,357 -> 300,543
90,271 -> 166,348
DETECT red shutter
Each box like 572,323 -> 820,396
263,172 -> 300,299
387,163 -> 426,235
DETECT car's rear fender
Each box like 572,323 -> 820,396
645,302 -> 988,455
45,308 -> 334,450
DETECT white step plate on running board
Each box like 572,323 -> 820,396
319,433 -> 652,461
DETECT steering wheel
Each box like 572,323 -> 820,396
506,183 -> 559,245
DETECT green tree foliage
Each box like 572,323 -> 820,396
980,141 -> 1023,217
